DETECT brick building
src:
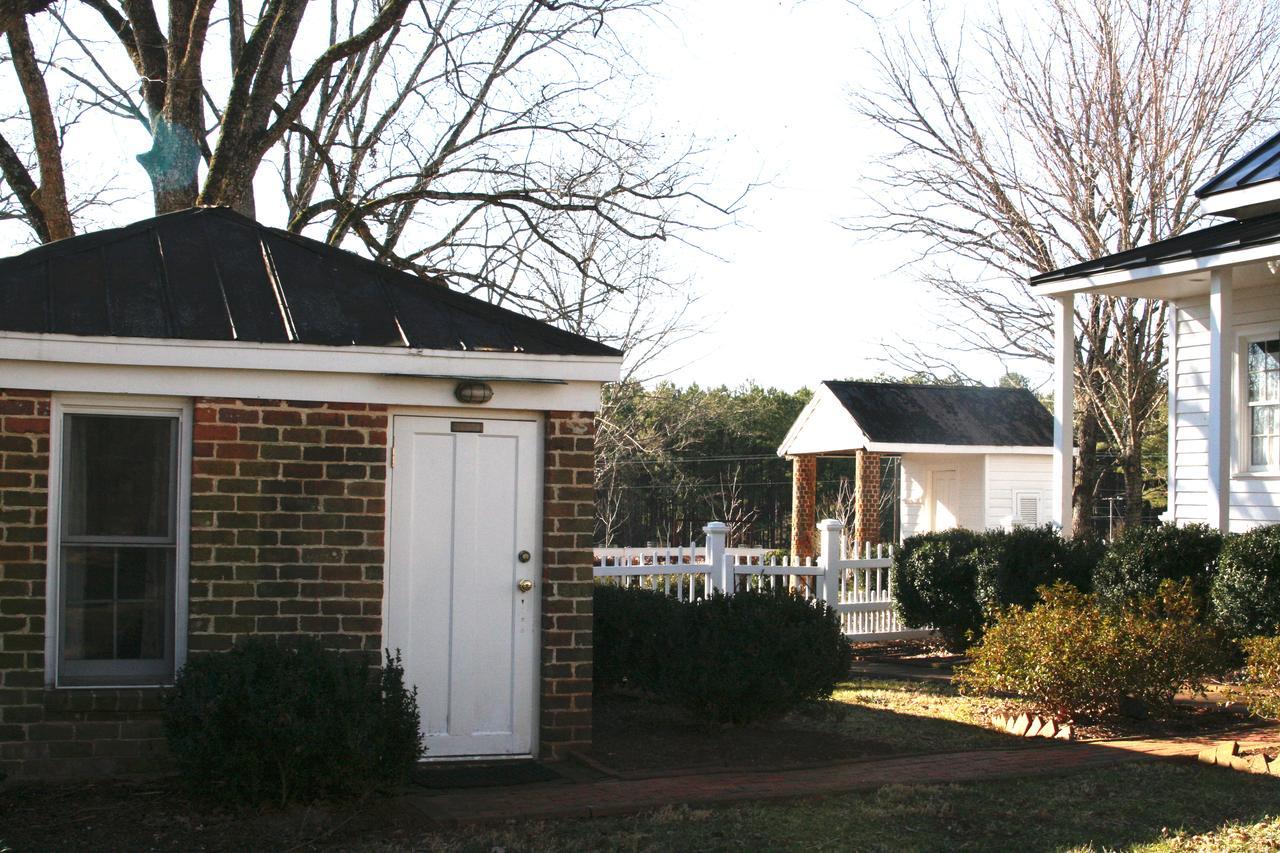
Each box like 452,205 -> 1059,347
0,208 -> 620,778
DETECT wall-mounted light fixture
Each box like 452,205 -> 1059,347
454,381 -> 494,404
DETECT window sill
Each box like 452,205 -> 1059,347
43,686 -> 170,713
1232,470 -> 1280,480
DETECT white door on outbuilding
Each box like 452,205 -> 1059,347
386,414 -> 541,759
928,469 -> 959,532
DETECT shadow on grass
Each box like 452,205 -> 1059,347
589,678 -> 1032,776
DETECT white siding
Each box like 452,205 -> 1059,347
899,453 -> 985,539
984,453 -> 1054,530
1172,285 -> 1280,531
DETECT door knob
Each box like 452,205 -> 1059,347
518,579 -> 534,593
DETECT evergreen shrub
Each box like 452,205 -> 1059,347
164,638 -> 423,805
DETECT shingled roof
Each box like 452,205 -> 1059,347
0,207 -> 620,357
823,381 -> 1053,447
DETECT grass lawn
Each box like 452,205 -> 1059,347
384,762 -> 1280,853
4,677 -> 1274,851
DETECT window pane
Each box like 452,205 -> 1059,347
63,414 -> 176,538
62,546 -> 171,662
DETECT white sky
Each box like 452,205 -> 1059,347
1,0 -> 1028,392
625,0 -> 1019,391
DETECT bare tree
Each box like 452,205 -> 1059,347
854,0 -> 1280,530
1,1 -> 732,326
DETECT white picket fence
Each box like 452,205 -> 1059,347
593,520 -> 931,642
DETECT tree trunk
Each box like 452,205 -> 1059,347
137,113 -> 202,213
1120,441 -> 1145,531
1073,407 -> 1102,538
8,15 -> 73,240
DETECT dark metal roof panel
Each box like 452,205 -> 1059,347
0,207 -> 621,358
823,381 -> 1054,447
1197,130 -> 1280,198
1029,212 -> 1280,286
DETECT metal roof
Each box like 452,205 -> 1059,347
1197,130 -> 1280,199
1028,212 -> 1280,286
823,381 -> 1053,447
0,207 -> 620,357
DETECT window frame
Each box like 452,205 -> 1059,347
1236,326 -> 1280,477
44,394 -> 192,689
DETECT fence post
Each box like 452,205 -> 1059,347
817,518 -> 844,604
703,521 -> 729,595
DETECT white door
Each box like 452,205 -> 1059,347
386,415 -> 541,759
929,469 -> 959,531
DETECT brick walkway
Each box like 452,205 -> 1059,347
405,728 -> 1280,826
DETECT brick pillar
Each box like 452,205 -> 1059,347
540,411 -> 595,759
855,449 -> 882,545
790,454 -> 817,558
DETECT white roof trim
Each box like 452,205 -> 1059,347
868,443 -> 1052,456
1199,182 -> 1280,217
0,331 -> 622,383
1033,240 -> 1280,296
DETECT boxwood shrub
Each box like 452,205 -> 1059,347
894,526 -> 1099,651
892,528 -> 986,651
1093,523 -> 1223,609
974,525 -> 1100,611
956,581 -> 1222,720
164,638 -> 423,805
593,585 -> 850,725
1212,525 -> 1280,638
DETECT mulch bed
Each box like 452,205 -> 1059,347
585,692 -> 895,776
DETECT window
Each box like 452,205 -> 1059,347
50,400 -> 189,686
1012,491 -> 1040,527
1248,339 -> 1280,470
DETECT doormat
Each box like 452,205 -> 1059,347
413,760 -> 563,789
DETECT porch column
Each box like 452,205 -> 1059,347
854,449 -> 881,545
790,454 -> 817,559
1051,294 -> 1075,534
1207,268 -> 1234,532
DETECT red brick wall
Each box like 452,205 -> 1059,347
1,392 -> 597,777
790,454 -> 817,558
855,450 -> 882,545
539,411 -> 595,758
0,390 -> 170,778
188,399 -> 388,660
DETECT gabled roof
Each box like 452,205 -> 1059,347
0,207 -> 620,357
1029,211 -> 1280,287
778,381 -> 1053,457
1197,130 -> 1280,200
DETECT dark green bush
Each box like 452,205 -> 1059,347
956,581 -> 1223,720
974,525 -> 1100,612
892,528 -> 986,651
1093,523 -> 1223,609
1212,525 -> 1280,638
593,586 -> 850,725
164,638 -> 423,805
894,527 -> 1096,651
593,583 -> 679,692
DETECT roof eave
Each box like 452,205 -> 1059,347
0,331 -> 624,384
